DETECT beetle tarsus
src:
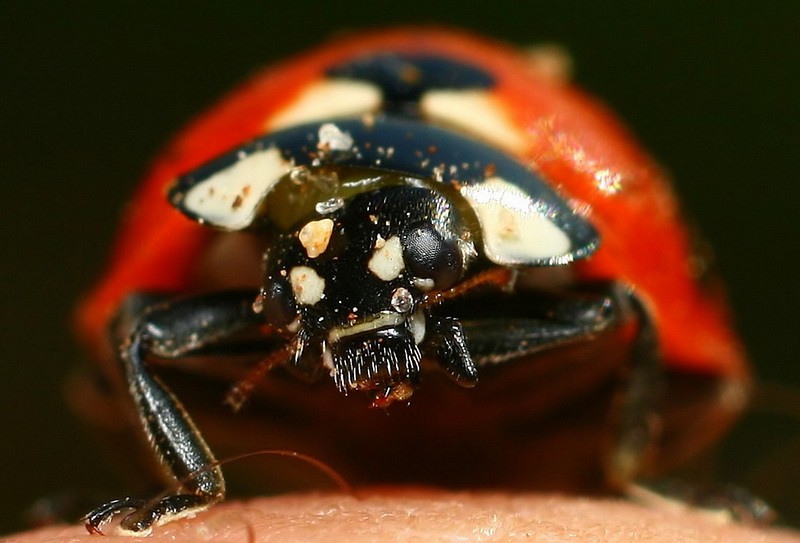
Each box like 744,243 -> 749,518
84,494 -> 218,535
82,291 -> 268,532
83,497 -> 146,534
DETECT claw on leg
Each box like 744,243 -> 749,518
83,497 -> 146,535
84,494 -> 217,535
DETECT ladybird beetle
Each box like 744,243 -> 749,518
73,28 -> 750,533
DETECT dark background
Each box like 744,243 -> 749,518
2,1 -> 798,535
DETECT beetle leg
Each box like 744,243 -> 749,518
459,284 -> 662,490
605,291 -> 661,489
608,297 -> 773,524
426,316 -> 479,386
85,289 -> 265,534
459,286 -> 621,365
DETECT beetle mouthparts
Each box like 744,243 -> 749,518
329,326 -> 421,400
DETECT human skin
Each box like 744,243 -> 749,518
8,490 -> 800,543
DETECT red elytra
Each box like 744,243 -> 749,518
74,28 -> 749,480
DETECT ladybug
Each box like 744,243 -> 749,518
74,28 -> 750,534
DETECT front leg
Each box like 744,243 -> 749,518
85,289 -> 265,534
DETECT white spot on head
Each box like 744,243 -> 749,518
298,218 -> 334,258
289,266 -> 325,305
368,235 -> 404,281
460,177 -> 572,265
421,90 -> 527,154
268,80 -> 382,131
182,148 -> 291,230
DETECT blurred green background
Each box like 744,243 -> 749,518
1,1 -> 798,535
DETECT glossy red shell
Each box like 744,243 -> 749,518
75,28 -> 748,385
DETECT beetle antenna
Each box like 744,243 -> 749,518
213,449 -> 352,494
421,267 -> 515,308
225,347 -> 291,412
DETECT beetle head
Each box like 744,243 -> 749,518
167,119 -> 600,406
256,177 -> 478,405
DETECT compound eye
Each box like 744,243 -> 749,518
402,223 -> 463,290
255,279 -> 297,327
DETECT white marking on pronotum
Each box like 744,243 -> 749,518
317,123 -> 354,153
368,235 -> 404,281
420,90 -> 527,154
182,148 -> 292,230
327,312 -> 405,344
460,177 -> 571,265
268,80 -> 382,131
289,266 -> 325,306
298,218 -> 334,258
